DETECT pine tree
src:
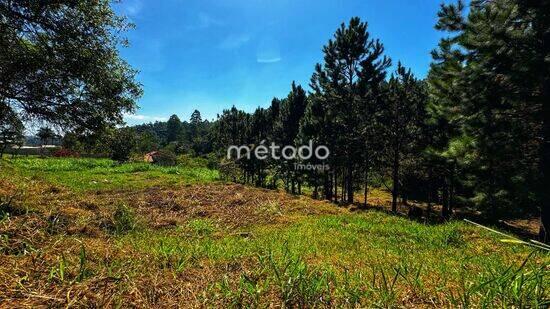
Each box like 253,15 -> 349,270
306,17 -> 390,204
298,90 -> 331,199
514,0 -> 550,242
276,82 -> 308,193
380,63 -> 427,213
431,0 -> 547,234
426,37 -> 465,218
166,114 -> 181,144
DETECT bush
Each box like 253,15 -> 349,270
219,158 -> 242,182
205,153 -> 219,169
108,128 -> 137,162
151,150 -> 177,166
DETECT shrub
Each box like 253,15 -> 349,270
108,128 -> 137,162
151,150 -> 177,166
113,204 -> 137,234
205,153 -> 219,169
219,158 -> 242,182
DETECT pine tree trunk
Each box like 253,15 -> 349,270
427,168 -> 432,216
539,62 -> 550,243
391,150 -> 399,213
364,154 -> 369,208
346,162 -> 353,204
449,164 -> 455,215
442,179 -> 450,219
285,174 -> 289,192
324,172 -> 332,200
539,6 -> 550,243
427,192 -> 432,217
364,172 -> 368,208
333,171 -> 338,203
340,172 -> 344,203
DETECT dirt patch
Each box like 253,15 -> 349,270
500,218 -> 540,238
126,183 -> 344,229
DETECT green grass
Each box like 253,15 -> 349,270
1,156 -> 219,191
118,212 -> 548,307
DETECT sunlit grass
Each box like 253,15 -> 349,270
118,212 -> 549,307
1,156 -> 220,191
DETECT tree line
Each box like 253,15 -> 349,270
208,1 -> 549,242
212,19 -> 429,214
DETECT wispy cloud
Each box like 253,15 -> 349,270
187,12 -> 224,30
219,34 -> 251,50
256,36 -> 281,64
257,57 -> 281,63
123,0 -> 143,16
124,113 -> 167,123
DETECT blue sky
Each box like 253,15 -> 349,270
115,0 -> 450,125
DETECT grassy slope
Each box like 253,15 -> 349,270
0,157 -> 548,307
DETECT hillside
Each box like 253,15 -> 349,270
0,157 -> 547,307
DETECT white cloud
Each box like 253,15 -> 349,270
124,113 -> 167,123
219,34 -> 251,50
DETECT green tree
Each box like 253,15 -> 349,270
379,64 -> 428,213
0,104 -> 24,157
190,110 -> 202,127
37,127 -> 55,146
0,0 -> 142,131
249,107 -> 270,186
61,132 -> 82,152
108,127 -> 137,162
276,82 -> 308,194
306,17 -> 391,204
136,131 -> 160,153
214,106 -> 250,182
430,0 -> 548,238
166,114 -> 181,144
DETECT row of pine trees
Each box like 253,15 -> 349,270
210,0 -> 549,241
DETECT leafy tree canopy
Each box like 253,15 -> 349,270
0,0 -> 142,132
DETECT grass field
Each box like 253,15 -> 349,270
0,157 -> 548,307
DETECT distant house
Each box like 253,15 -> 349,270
143,151 -> 177,166
7,145 -> 61,156
144,151 -> 159,163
